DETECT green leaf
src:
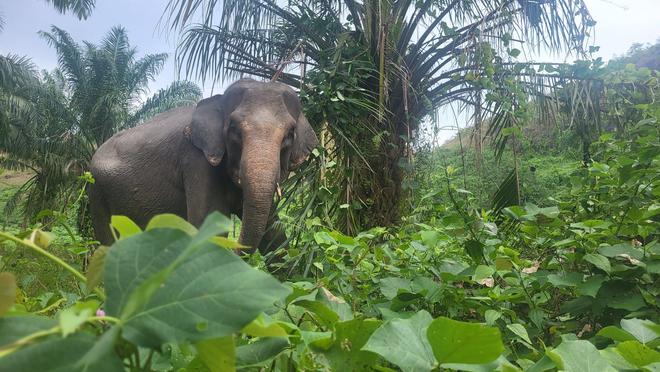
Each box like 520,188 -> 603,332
380,277 -> 412,300
76,325 -> 122,371
597,326 -> 636,342
58,302 -> 95,337
0,332 -> 123,372
616,340 -> 660,367
104,214 -> 290,347
621,319 -> 659,344
196,336 -> 235,372
241,314 -> 288,338
484,310 -> 502,326
546,340 -> 615,372
236,338 -> 289,367
324,319 -> 382,371
0,316 -> 56,349
583,254 -> 611,273
427,317 -> 504,365
547,272 -> 583,287
110,215 -> 141,239
473,265 -> 495,281
598,243 -> 644,260
294,288 -> 353,327
508,48 -> 521,57
507,323 -> 532,345
577,275 -> 606,298
301,331 -> 333,350
600,346 -> 638,370
0,272 -> 16,316
146,213 -> 197,235
85,246 -> 108,295
363,310 -> 436,372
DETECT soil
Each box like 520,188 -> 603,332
0,169 -> 33,189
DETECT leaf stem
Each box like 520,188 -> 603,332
0,231 -> 105,300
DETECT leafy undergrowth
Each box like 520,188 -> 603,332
0,119 -> 658,371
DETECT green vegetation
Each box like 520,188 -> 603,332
0,1 -> 659,371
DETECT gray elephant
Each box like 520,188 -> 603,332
89,78 -> 319,253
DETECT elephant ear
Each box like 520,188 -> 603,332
185,94 -> 226,166
290,112 -> 319,170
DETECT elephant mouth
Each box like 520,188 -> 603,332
206,154 -> 222,166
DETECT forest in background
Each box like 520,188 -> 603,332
0,1 -> 658,371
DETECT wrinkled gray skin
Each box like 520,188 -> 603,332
89,79 -> 318,253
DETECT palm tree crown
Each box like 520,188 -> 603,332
1,26 -> 201,222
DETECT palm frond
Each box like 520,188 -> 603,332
126,81 -> 202,127
492,166 -> 521,213
45,0 -> 96,20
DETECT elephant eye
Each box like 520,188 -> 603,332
228,123 -> 241,141
283,128 -> 294,147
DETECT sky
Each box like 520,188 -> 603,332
1,0 -> 659,143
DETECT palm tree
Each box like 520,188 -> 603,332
164,0 -> 594,232
44,0 -> 96,20
1,26 -> 201,223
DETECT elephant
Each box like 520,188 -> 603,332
88,78 -> 319,253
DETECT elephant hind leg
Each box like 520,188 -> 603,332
89,184 -> 113,246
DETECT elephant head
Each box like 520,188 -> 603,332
185,79 -> 318,250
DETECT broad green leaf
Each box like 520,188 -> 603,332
597,326 -> 636,342
598,243 -> 644,260
427,317 -> 504,365
473,265 -> 495,281
380,277 -> 412,300
196,336 -> 235,372
621,319 -> 659,344
85,246 -> 108,295
301,331 -> 333,350
236,338 -> 289,367
189,212 -> 232,247
577,275 -> 606,298
59,303 -> 95,337
110,215 -> 141,239
293,288 -> 353,326
104,214 -> 290,347
547,272 -> 583,287
484,310 -> 502,326
547,340 -> 615,372
104,228 -> 189,319
124,243 -> 288,346
324,319 -> 382,371
583,254 -> 611,274
76,325 -> 121,371
615,340 -> 660,367
442,355 -> 518,372
241,314 -> 288,338
0,316 -> 56,350
600,346 -> 638,370
643,362 -> 660,372
0,272 -> 16,316
598,281 -> 646,311
363,310 -> 435,372
146,214 -> 197,235
211,236 -> 245,249
507,323 -> 532,345
0,332 -> 123,372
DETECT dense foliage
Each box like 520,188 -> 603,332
164,0 -> 595,232
0,2 -> 659,371
0,106 -> 657,370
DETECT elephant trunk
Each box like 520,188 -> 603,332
238,142 -> 280,251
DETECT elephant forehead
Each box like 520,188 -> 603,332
231,107 -> 295,129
